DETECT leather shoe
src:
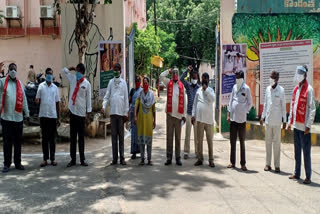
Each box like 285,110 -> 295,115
303,178 -> 311,184
131,154 -> 136,160
67,161 -> 76,167
209,161 -> 215,168
289,174 -> 300,180
275,167 -> 280,173
51,160 -> 58,166
194,160 -> 203,166
164,160 -> 172,166
264,165 -> 271,171
111,160 -> 117,165
15,165 -> 25,170
241,165 -> 247,171
81,161 -> 88,167
40,161 -> 48,167
176,160 -> 182,166
183,154 -> 189,160
139,160 -> 145,166
2,166 -> 9,173
120,160 -> 127,165
147,160 -> 153,166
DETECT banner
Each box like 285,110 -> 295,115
221,44 -> 247,105
259,39 -> 313,104
98,41 -> 123,100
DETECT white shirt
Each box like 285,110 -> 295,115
228,83 -> 253,123
61,68 -> 92,117
160,69 -> 187,119
261,85 -> 286,126
288,83 -> 315,131
192,87 -> 215,125
36,82 -> 60,118
225,61 -> 234,72
102,77 -> 129,116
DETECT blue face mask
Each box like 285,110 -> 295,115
76,72 -> 84,81
46,74 -> 53,83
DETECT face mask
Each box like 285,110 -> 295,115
269,78 -> 276,87
172,74 -> 178,82
236,78 -> 243,88
135,82 -> 141,88
202,80 -> 208,87
296,74 -> 305,83
9,70 -> 17,79
143,83 -> 149,92
46,74 -> 53,83
76,72 -> 84,81
114,70 -> 120,78
191,79 -> 198,85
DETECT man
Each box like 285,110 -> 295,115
260,71 -> 286,173
180,65 -> 200,160
35,68 -> 60,167
102,63 -> 129,165
160,68 -> 187,166
192,73 -> 216,167
227,70 -> 252,171
27,65 -> 36,83
0,63 -> 29,173
288,65 -> 315,184
61,64 -> 92,167
0,62 -> 5,78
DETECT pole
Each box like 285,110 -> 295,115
154,0 -> 157,35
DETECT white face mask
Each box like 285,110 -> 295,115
9,70 -> 17,79
236,78 -> 243,89
191,79 -> 198,85
296,74 -> 305,83
269,78 -> 276,87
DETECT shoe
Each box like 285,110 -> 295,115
176,160 -> 182,166
289,174 -> 300,180
2,166 -> 9,173
275,167 -> 280,173
40,161 -> 48,167
209,161 -> 215,168
164,160 -> 172,166
51,160 -> 58,166
303,178 -> 311,184
131,154 -> 136,160
184,154 -> 189,160
227,163 -> 235,168
147,160 -> 153,166
194,160 -> 203,166
111,160 -> 118,165
120,160 -> 127,165
81,161 -> 88,167
15,165 -> 25,170
139,160 -> 145,166
264,165 -> 271,171
67,161 -> 76,167
241,165 -> 247,171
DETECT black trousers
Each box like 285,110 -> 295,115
110,115 -> 125,162
40,117 -> 57,161
230,121 -> 246,166
70,112 -> 86,163
1,119 -> 23,167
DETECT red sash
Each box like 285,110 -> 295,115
167,80 -> 184,114
290,80 -> 308,125
72,76 -> 85,105
0,76 -> 23,114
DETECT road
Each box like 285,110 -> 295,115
0,96 -> 320,214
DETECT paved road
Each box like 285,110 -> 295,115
1,97 -> 320,214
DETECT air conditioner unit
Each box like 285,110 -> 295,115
5,6 -> 20,18
40,5 -> 54,19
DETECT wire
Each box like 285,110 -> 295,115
178,54 -> 214,63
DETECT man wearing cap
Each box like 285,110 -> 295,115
0,63 -> 29,173
260,71 -> 287,173
288,65 -> 315,184
160,68 -> 187,166
227,70 -> 252,171
102,63 -> 129,166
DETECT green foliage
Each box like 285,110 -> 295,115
157,28 -> 179,68
147,0 -> 220,68
0,10 -> 4,24
247,107 -> 258,121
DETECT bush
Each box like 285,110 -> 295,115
247,107 -> 258,121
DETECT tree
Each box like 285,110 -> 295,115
0,10 -> 4,24
147,0 -> 220,69
53,0 -> 112,63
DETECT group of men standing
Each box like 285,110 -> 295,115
0,62 -> 316,185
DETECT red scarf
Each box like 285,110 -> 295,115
167,80 -> 184,114
0,76 -> 23,114
290,80 -> 308,125
72,76 -> 85,105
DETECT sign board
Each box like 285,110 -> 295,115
221,44 -> 247,105
259,40 -> 313,104
98,41 -> 123,100
238,0 -> 320,13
